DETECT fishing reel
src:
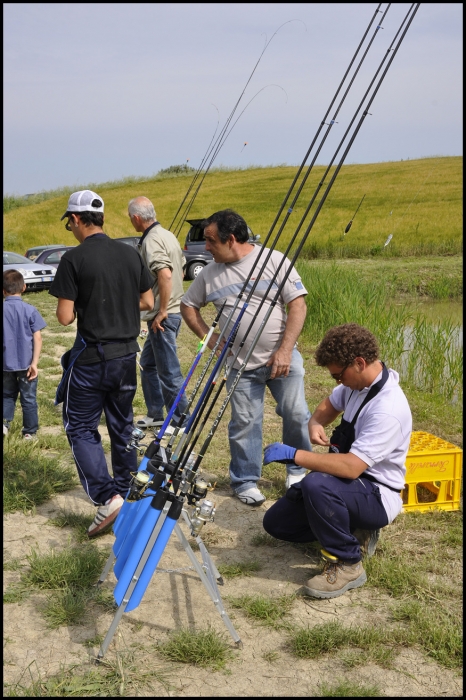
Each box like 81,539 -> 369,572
189,499 -> 216,537
126,469 -> 152,502
125,427 -> 148,454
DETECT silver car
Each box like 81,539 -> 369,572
3,251 -> 57,292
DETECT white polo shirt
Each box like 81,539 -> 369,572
329,367 -> 412,522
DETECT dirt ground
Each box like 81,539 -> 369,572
3,476 -> 463,697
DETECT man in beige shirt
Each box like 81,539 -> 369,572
128,196 -> 189,430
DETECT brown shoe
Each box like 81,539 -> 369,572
353,528 -> 380,558
299,555 -> 367,599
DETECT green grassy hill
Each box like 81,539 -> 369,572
4,156 -> 462,257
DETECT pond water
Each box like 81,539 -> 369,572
413,299 -> 463,325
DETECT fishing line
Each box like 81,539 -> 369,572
170,19 -> 307,237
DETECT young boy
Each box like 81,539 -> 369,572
3,270 -> 47,439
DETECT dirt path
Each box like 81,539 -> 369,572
3,482 -> 462,697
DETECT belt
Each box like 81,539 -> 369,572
362,473 -> 403,493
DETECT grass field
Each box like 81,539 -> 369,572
3,156 -> 462,258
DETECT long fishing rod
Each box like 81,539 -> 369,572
163,2 -> 391,462
177,3 -> 421,478
344,193 -> 366,234
169,19 -> 306,237
123,1 -> 392,488
97,6 -> 421,659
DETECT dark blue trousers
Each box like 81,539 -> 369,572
62,353 -> 138,505
263,471 -> 389,563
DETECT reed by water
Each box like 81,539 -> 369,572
297,262 -> 462,403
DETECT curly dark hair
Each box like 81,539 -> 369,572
314,323 -> 380,367
201,209 -> 249,243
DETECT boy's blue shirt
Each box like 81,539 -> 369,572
3,296 -> 47,371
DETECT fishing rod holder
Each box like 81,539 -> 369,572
125,427 -> 148,454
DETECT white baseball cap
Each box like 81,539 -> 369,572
60,190 -> 104,220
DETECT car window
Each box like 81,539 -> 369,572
3,252 -> 31,264
44,251 -> 62,263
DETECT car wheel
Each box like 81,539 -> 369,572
187,261 -> 206,280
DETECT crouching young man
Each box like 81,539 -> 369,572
262,323 -> 412,599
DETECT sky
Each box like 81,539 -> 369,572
3,3 -> 463,196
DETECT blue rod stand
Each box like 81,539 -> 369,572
97,491 -> 242,659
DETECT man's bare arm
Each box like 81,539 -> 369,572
267,295 -> 307,379
56,298 -> 76,326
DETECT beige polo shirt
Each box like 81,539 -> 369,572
139,223 -> 186,321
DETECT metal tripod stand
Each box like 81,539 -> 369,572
96,503 -> 242,660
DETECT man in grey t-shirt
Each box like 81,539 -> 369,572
128,196 -> 189,430
181,209 -> 311,506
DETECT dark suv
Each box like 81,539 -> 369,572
183,218 -> 260,280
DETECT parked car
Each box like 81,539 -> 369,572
114,236 -> 140,249
3,251 -> 57,291
33,246 -> 76,268
182,218 -> 260,280
25,244 -> 66,260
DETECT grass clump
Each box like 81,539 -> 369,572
318,679 -> 383,697
157,626 -> 235,670
250,532 -> 285,547
227,594 -> 294,627
42,588 -> 88,628
47,510 -> 92,543
3,438 -> 77,513
217,561 -> 261,579
23,545 -> 107,591
5,650 -> 172,697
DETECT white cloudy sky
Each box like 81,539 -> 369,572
3,3 -> 463,196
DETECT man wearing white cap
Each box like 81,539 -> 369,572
49,190 -> 154,537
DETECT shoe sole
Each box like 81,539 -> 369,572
297,571 -> 367,599
88,505 -> 123,538
136,420 -> 164,429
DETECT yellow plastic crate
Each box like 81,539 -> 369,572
402,431 -> 462,512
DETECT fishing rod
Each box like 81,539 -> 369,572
97,5 -> 421,659
176,3 -> 421,478
171,82 -> 289,239
169,19 -> 306,237
110,0 -> 400,584
344,193 -> 366,234
161,2 -> 391,463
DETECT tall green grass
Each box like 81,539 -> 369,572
3,157 -> 462,257
297,262 -> 462,402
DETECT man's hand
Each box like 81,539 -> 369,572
266,347 -> 293,379
309,423 -> 330,446
263,442 -> 297,465
151,310 -> 168,332
208,332 -> 226,356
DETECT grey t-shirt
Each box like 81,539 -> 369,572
181,245 -> 307,369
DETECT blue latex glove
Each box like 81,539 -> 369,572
263,442 -> 297,465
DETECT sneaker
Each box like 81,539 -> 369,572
285,472 -> 306,490
298,553 -> 367,599
136,416 -> 164,429
23,433 -> 37,440
87,494 -> 124,538
234,486 -> 266,506
3,424 -> 9,437
353,528 -> 380,558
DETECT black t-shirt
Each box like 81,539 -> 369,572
49,234 -> 153,349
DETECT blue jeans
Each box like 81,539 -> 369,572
263,472 -> 389,563
225,347 -> 311,492
139,314 -> 189,426
62,353 -> 138,505
3,370 -> 39,434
